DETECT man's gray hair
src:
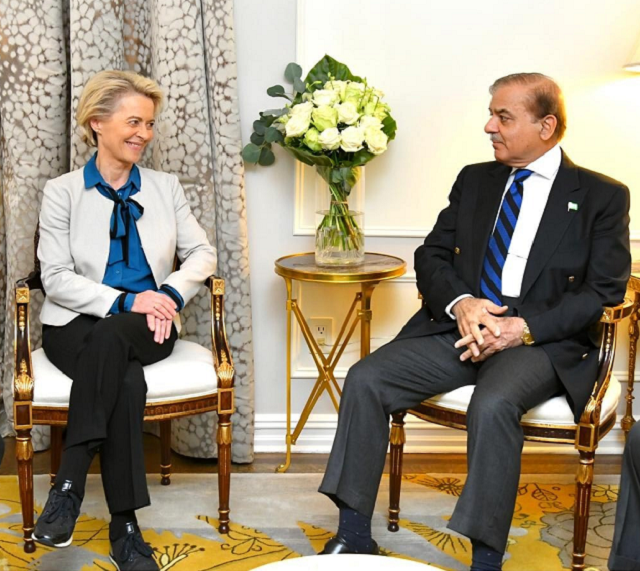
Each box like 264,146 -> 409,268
490,73 -> 567,141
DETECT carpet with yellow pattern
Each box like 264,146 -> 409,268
0,473 -> 619,571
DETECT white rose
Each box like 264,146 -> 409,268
364,126 -> 388,155
340,126 -> 365,153
318,127 -> 341,150
290,101 -> 313,118
312,89 -> 339,107
335,102 -> 360,125
358,115 -> 382,130
324,80 -> 348,100
285,113 -> 311,138
343,82 -> 366,106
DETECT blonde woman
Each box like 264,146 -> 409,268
33,70 -> 216,571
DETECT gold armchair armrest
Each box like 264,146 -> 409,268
14,283 -> 36,431
207,276 -> 235,416
576,298 -> 634,450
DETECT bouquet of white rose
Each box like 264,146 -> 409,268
243,55 -> 397,264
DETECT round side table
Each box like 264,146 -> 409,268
274,252 -> 406,472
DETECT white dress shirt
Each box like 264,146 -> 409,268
445,144 -> 562,317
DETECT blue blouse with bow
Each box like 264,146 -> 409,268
83,154 -> 184,314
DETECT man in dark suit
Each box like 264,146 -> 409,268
318,73 -> 631,570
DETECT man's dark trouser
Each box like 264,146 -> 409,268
318,331 -> 563,553
609,423 -> 640,571
43,313 -> 177,514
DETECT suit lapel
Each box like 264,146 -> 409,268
519,153 -> 585,300
471,162 -> 511,291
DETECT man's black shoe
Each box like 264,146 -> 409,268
109,522 -> 159,571
319,535 -> 380,555
32,480 -> 82,548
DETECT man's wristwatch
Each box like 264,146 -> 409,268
521,320 -> 535,346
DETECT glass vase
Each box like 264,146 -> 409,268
315,166 -> 365,266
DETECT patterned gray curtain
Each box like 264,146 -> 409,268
0,0 -> 254,463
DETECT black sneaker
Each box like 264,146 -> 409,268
32,480 -> 82,548
109,522 -> 159,571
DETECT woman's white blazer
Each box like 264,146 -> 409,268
38,166 -> 217,330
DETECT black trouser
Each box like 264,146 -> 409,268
43,313 -> 177,514
318,331 -> 563,553
609,423 -> 640,571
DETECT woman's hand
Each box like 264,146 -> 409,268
132,290 -> 177,320
146,314 -> 173,344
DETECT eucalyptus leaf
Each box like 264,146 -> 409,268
265,127 -> 284,144
253,120 -> 266,135
258,146 -> 276,166
293,77 -> 306,94
263,108 -> 290,117
250,132 -> 265,145
259,113 -> 277,127
242,143 -> 262,164
267,84 -> 286,96
284,62 -> 303,83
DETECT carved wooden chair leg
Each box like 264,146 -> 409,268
388,412 -> 407,532
50,425 -> 63,487
16,429 -> 36,553
217,414 -> 232,534
159,419 -> 172,486
572,449 -> 595,570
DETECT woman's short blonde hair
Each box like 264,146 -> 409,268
76,70 -> 164,147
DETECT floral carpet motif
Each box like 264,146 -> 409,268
0,473 -> 619,570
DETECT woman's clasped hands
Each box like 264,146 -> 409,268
132,290 -> 177,344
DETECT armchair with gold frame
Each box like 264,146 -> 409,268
12,241 -> 235,554
387,299 -> 634,571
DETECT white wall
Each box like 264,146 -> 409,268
235,0 -> 640,455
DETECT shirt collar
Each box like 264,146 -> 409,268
511,144 -> 562,180
83,152 -> 141,191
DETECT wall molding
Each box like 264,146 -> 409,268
255,412 -> 631,455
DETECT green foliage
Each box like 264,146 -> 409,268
305,55 -> 364,86
265,127 -> 284,144
242,143 -> 262,164
382,115 -> 397,142
258,146 -> 276,166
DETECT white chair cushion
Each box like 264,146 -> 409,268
31,339 -> 217,408
425,374 -> 621,426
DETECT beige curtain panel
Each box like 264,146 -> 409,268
0,0 -> 255,462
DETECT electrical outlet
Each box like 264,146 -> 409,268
309,317 -> 333,346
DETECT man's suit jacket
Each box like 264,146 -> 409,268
38,166 -> 217,330
397,152 -> 631,422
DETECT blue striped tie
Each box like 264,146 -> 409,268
480,168 -> 533,305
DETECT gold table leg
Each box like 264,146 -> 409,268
277,282 -> 380,472
360,282 -> 378,358
276,278 -> 294,473
290,298 -> 362,444
622,291 -> 640,440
